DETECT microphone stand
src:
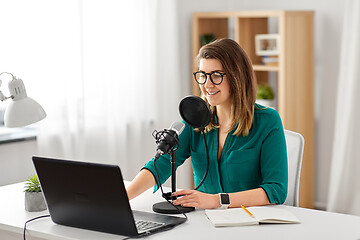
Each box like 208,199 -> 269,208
152,149 -> 195,214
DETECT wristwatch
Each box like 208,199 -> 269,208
218,193 -> 230,209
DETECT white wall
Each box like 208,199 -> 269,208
177,0 -> 345,209
0,140 -> 38,186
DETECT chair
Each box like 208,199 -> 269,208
283,129 -> 304,207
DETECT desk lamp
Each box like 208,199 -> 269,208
0,72 -> 46,127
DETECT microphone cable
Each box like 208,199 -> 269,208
194,130 -> 210,190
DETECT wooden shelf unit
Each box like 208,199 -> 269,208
192,11 -> 314,208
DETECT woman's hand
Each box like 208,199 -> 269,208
172,190 -> 220,209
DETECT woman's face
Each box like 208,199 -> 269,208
199,58 -> 232,108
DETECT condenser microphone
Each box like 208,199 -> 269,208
153,121 -> 185,158
152,120 -> 194,214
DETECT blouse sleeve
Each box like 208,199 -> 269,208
259,112 -> 288,204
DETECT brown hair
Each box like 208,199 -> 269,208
196,38 -> 257,136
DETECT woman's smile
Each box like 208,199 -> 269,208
206,90 -> 220,96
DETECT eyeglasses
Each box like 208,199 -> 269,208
193,71 -> 226,85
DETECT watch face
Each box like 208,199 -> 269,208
220,193 -> 230,204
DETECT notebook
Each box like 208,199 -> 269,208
205,206 -> 301,227
32,156 -> 186,237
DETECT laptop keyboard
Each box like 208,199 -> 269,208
135,220 -> 165,232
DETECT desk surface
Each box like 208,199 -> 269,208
1,182 -> 360,240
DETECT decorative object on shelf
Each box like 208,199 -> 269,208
0,72 -> 46,128
24,174 -> 47,212
261,56 -> 279,66
256,84 -> 275,108
255,34 -> 280,56
200,34 -> 216,46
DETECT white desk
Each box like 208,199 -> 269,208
1,182 -> 360,240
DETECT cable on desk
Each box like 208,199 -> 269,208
23,214 -> 51,240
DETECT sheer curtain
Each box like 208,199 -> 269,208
327,0 -> 360,215
32,0 -> 187,182
0,0 -> 192,186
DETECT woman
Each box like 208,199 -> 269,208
126,38 -> 287,209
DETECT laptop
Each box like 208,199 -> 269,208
32,156 -> 186,237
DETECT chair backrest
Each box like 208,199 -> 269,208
283,129 -> 304,207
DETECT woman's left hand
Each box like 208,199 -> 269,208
172,190 -> 220,209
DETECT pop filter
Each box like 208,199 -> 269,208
179,95 -> 211,192
179,96 -> 211,131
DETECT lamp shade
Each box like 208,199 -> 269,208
4,97 -> 46,128
3,77 -> 46,128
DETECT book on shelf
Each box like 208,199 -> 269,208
205,206 -> 301,227
262,56 -> 279,66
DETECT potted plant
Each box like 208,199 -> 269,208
24,174 -> 47,212
200,34 -> 216,46
256,84 -> 275,108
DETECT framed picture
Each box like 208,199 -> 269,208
255,34 -> 280,56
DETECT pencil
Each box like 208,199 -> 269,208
241,205 -> 254,218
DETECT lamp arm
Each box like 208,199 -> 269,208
0,72 -> 15,76
0,72 -> 17,101
0,91 -> 7,101
0,92 -> 13,101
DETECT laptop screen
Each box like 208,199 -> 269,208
32,156 -> 186,236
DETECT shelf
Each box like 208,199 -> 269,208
253,65 -> 279,72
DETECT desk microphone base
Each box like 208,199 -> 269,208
153,201 -> 194,214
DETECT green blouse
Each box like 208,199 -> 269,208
143,105 -> 288,204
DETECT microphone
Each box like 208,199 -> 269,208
152,120 -> 194,214
153,121 -> 185,158
152,96 -> 211,214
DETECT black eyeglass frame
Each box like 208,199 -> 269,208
193,71 -> 226,85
